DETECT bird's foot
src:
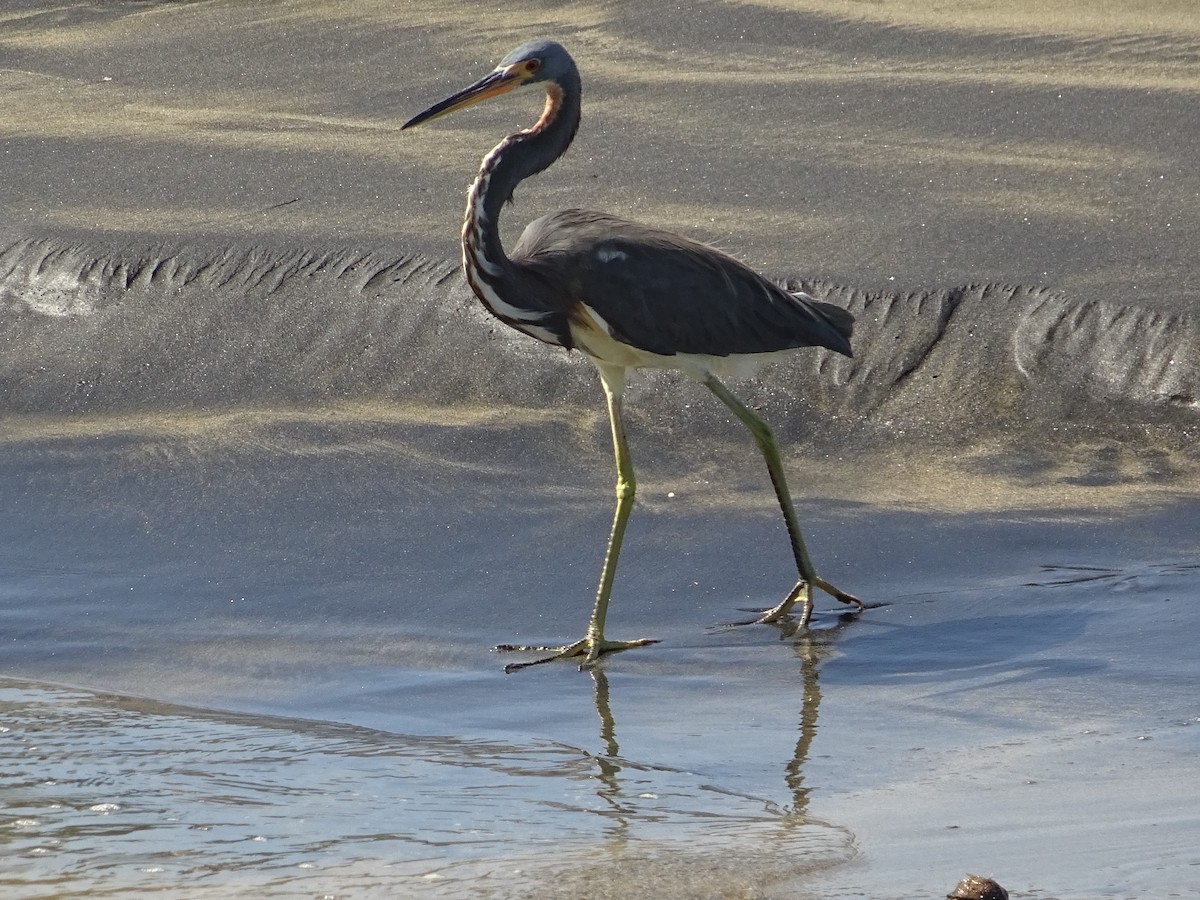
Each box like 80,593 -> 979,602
495,636 -> 659,673
714,577 -> 864,630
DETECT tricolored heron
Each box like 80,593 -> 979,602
403,40 -> 863,671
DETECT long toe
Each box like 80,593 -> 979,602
497,636 -> 658,673
838,593 -> 866,611
812,576 -> 866,611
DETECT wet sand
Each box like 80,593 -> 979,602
4,415 -> 1199,897
3,1 -> 1200,897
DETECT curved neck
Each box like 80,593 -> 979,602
462,72 -> 582,275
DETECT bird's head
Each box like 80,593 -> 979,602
402,40 -> 576,130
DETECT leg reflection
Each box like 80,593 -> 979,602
577,614 -> 861,857
773,612 -> 860,819
588,667 -> 631,850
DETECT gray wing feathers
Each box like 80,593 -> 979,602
512,210 -> 853,358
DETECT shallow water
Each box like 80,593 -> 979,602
2,415 -> 1199,898
0,678 -> 850,898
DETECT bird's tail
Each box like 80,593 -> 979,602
790,290 -> 854,356
811,299 -> 854,342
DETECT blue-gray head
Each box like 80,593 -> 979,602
402,40 -> 579,130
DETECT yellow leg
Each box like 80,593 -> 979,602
498,363 -> 657,672
703,374 -> 862,626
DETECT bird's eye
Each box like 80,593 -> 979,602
524,59 -> 541,73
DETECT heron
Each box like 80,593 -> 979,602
402,40 -> 863,671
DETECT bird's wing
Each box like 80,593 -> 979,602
512,210 -> 852,358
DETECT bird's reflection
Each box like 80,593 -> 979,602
584,611 -> 860,833
777,612 -> 859,818
589,666 -> 624,805
592,665 -> 620,761
584,666 -> 632,853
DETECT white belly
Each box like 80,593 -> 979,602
569,302 -> 799,382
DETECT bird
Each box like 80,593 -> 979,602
402,40 -> 863,671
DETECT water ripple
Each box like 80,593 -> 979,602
0,680 -> 850,898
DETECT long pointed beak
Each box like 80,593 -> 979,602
402,66 -> 522,129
